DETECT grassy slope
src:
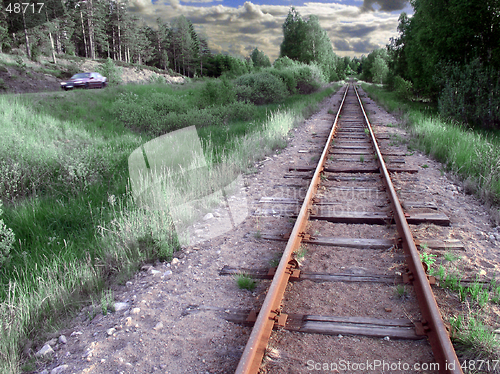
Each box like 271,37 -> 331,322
361,83 -> 500,211
0,78 -> 340,373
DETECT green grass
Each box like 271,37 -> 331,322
235,273 -> 257,291
362,83 -> 500,210
0,79 -> 341,373
450,315 -> 500,364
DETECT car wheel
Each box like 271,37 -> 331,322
100,82 -> 104,89
85,82 -> 89,89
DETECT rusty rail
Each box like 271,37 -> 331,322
235,85 -> 349,374
353,84 -> 462,374
235,84 -> 462,374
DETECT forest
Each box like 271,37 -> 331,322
0,0 -> 354,80
359,0 -> 500,129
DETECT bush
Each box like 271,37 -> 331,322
200,78 -> 236,107
235,72 -> 288,105
98,58 -> 122,86
273,56 -> 297,70
0,201 -> 15,268
14,56 -> 26,73
393,76 -> 413,101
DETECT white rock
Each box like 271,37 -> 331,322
383,336 -> 390,341
171,258 -> 179,265
203,213 -> 214,220
106,327 -> 116,336
131,307 -> 141,315
163,270 -> 173,277
70,331 -> 82,337
114,302 -> 129,312
40,370 -> 49,374
35,344 -> 54,357
58,335 -> 67,344
124,317 -> 133,326
213,212 -> 221,217
153,322 -> 164,330
151,269 -> 162,276
51,365 -> 69,374
45,338 -> 57,346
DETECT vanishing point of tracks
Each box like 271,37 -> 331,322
232,84 -> 462,373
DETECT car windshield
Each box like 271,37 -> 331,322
71,73 -> 91,79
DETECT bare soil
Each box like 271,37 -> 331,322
31,85 -> 500,374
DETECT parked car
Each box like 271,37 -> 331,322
60,72 -> 107,90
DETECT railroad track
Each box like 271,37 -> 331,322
223,84 -> 462,373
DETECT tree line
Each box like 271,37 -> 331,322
0,1 -> 354,81
359,0 -> 500,129
1,0 -> 215,77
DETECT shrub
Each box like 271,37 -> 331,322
0,201 -> 15,268
269,68 -> 297,94
273,56 -> 297,70
295,64 -> 324,94
98,57 -> 122,86
200,78 -> 236,107
14,56 -> 26,73
393,76 -> 413,100
235,72 -> 288,105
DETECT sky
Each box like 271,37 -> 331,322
127,0 -> 414,61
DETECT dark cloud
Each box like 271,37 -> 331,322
350,39 -> 380,52
361,0 -> 408,12
338,24 -> 378,38
332,37 -> 380,53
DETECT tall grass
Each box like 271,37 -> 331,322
361,83 -> 500,207
0,81 -> 340,373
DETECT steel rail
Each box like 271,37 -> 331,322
235,85 -> 350,374
353,84 -> 462,374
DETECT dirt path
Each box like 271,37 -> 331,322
32,85 -> 500,374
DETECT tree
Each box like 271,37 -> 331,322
279,8 -> 343,81
250,48 -> 271,69
393,0 -> 500,96
371,55 -> 388,84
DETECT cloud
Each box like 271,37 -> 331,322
361,0 -> 409,12
332,37 -> 380,53
128,0 -> 405,60
337,24 -> 378,38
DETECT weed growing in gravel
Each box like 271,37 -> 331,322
443,251 -> 461,262
394,284 -> 409,299
293,245 -> 307,263
364,128 -> 370,135
235,274 -> 257,291
450,314 -> 500,363
359,155 -> 365,163
419,251 -> 437,272
422,164 -> 429,168
100,289 -> 115,316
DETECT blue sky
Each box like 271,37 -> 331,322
129,0 -> 414,60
